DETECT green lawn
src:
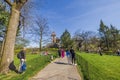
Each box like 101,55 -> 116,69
0,51 -> 57,80
77,52 -> 120,80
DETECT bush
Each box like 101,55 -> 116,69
103,51 -> 114,55
76,52 -> 120,80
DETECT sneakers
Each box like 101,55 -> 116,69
74,64 -> 77,66
72,63 -> 77,66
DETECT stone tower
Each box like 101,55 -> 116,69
51,32 -> 56,43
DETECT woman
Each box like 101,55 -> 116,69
61,48 -> 65,58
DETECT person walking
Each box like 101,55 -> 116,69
66,49 -> 71,64
98,47 -> 102,56
61,48 -> 65,58
70,47 -> 76,65
58,48 -> 61,58
18,47 -> 26,73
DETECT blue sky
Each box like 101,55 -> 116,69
32,0 -> 120,37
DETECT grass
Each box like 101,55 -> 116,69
0,51 -> 57,80
76,52 -> 120,80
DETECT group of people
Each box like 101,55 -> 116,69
17,47 -> 76,73
58,47 -> 76,65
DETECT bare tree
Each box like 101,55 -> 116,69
30,16 -> 50,51
0,0 -> 27,74
74,30 -> 98,52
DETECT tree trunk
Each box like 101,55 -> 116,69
39,35 -> 42,52
0,39 -> 5,60
0,8 -> 20,74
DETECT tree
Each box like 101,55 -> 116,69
98,20 -> 120,51
74,30 -> 97,51
60,29 -> 73,48
98,20 -> 110,50
109,25 -> 120,50
0,0 -> 28,74
30,17 -> 50,51
15,37 -> 29,49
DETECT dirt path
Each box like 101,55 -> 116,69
29,56 -> 81,80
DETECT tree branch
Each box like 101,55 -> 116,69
4,0 -> 12,6
16,0 -> 28,10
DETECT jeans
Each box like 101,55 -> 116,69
19,59 -> 24,72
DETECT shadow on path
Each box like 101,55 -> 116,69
54,62 -> 69,65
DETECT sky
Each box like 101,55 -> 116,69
31,0 -> 120,37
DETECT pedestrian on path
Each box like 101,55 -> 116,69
61,48 -> 65,58
70,47 -> 76,65
58,48 -> 61,58
66,49 -> 71,64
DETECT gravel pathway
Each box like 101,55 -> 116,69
29,56 -> 81,80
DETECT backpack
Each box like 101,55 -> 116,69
17,52 -> 21,59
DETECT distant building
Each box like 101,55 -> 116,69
51,32 -> 56,43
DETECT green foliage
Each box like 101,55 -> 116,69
0,2 -> 9,28
15,37 -> 30,49
47,48 -> 58,51
103,51 -> 114,55
0,12 -> 9,26
109,25 -> 120,49
99,20 -> 110,50
0,3 -> 9,46
60,29 -> 73,48
77,52 -> 120,80
98,20 -> 120,51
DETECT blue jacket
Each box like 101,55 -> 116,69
66,51 -> 70,57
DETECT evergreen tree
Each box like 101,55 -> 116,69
60,29 -> 73,48
99,20 -> 120,51
109,25 -> 120,50
99,20 -> 110,50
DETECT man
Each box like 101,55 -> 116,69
98,47 -> 102,56
70,47 -> 76,65
58,48 -> 61,58
117,49 -> 120,56
18,47 -> 26,73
